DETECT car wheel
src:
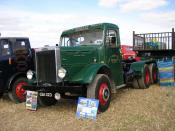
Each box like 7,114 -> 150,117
38,96 -> 57,106
132,79 -> 140,89
8,77 -> 28,103
87,74 -> 111,113
0,92 -> 3,98
138,64 -> 151,89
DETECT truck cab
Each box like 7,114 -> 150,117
0,37 -> 34,103
24,23 -> 157,112
59,23 -> 124,86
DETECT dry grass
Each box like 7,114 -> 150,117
0,85 -> 175,131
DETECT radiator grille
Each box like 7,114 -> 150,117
36,50 -> 56,83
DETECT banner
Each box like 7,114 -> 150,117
157,59 -> 175,87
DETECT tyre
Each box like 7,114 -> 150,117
8,77 -> 28,103
0,79 -> 4,98
138,64 -> 151,89
38,96 -> 57,106
0,92 -> 3,98
132,79 -> 140,89
87,74 -> 111,113
149,63 -> 158,84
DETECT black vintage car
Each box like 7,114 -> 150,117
0,37 -> 34,103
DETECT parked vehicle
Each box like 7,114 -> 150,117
121,45 -> 141,62
23,23 -> 159,112
0,37 -> 34,103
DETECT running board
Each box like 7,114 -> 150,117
112,84 -> 126,93
116,84 -> 126,89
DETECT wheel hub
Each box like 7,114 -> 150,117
16,82 -> 27,101
103,88 -> 110,101
98,83 -> 110,106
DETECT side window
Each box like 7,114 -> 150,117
1,40 -> 11,56
14,40 -> 27,51
106,30 -> 117,48
61,37 -> 79,47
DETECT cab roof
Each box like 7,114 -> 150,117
61,23 -> 119,36
0,37 -> 29,43
0,37 -> 29,40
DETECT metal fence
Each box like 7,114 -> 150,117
133,28 -> 175,51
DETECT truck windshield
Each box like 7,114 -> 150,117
60,29 -> 103,47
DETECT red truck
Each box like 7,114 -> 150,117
121,45 -> 140,62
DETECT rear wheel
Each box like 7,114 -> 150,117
132,79 -> 140,89
138,64 -> 151,89
38,96 -> 57,106
87,74 -> 111,113
8,77 -> 28,103
149,63 -> 158,84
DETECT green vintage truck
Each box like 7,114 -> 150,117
24,23 -> 158,112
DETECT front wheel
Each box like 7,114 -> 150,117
87,74 -> 111,113
0,79 -> 4,98
8,77 -> 28,103
0,92 -> 3,98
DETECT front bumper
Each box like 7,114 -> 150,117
23,84 -> 84,94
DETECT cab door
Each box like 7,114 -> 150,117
105,29 -> 124,86
0,39 -> 12,90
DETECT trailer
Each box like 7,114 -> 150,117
133,28 -> 175,59
23,23 -> 158,112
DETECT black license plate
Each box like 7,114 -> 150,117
39,92 -> 53,97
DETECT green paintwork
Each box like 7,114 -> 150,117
60,46 -> 98,82
130,61 -> 145,77
62,23 -> 119,36
70,64 -> 109,83
60,23 -> 124,86
130,59 -> 155,77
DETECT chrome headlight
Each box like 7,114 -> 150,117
58,67 -> 66,79
27,70 -> 34,80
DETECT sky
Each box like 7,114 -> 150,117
0,0 -> 175,47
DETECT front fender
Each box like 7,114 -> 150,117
7,72 -> 26,90
70,64 -> 109,84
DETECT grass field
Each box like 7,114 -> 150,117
0,85 -> 175,131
